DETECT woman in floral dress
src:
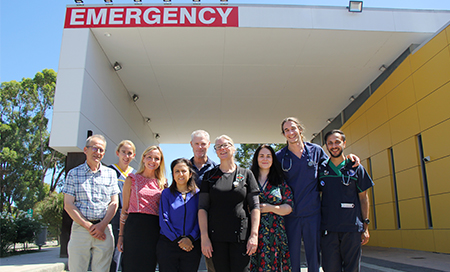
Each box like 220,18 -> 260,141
250,145 -> 293,272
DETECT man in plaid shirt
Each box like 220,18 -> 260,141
63,134 -> 120,272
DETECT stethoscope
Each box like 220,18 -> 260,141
281,147 -> 316,172
341,167 -> 356,186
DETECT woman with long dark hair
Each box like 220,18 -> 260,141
157,158 -> 202,272
250,145 -> 293,272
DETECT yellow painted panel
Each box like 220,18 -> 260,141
350,115 -> 368,143
386,77 -> 416,119
381,57 -> 412,93
417,82 -> 450,131
344,102 -> 367,126
350,135 -> 370,161
410,30 -> 448,72
374,230 -> 402,248
412,46 -> 450,101
434,230 -> 450,254
367,229 -> 378,246
369,123 -> 392,156
430,193 -> 450,229
398,198 -> 427,229
366,98 -> 389,132
360,159 -> 369,170
341,125 -> 352,146
426,156 -> 450,195
389,105 -> 421,145
422,119 -> 450,161
401,230 -> 435,251
392,137 -> 420,172
367,187 -> 375,231
396,167 -> 423,200
373,176 -> 394,204
447,25 -> 450,45
375,202 -> 397,230
363,84 -> 387,110
370,149 -> 390,179
343,145 -> 353,157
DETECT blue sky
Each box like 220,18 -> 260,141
1,0 -> 449,179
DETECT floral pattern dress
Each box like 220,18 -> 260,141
250,181 -> 293,272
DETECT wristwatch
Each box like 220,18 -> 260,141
363,218 -> 370,225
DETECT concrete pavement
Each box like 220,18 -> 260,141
0,244 -> 449,272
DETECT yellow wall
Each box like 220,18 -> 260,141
340,24 -> 450,253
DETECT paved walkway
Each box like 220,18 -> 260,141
1,244 -> 449,272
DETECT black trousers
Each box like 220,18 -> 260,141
321,231 -> 362,272
122,213 -> 160,272
211,241 -> 250,272
157,235 -> 202,272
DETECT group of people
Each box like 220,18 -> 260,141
63,116 -> 373,272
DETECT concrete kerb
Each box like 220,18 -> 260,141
0,242 -> 67,272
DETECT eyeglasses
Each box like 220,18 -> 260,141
214,142 -> 232,151
87,146 -> 105,154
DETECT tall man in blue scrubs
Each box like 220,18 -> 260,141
190,129 -> 217,272
276,117 -> 359,272
319,130 -> 373,272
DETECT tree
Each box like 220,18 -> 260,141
1,69 -> 65,213
34,192 -> 64,244
235,143 -> 285,168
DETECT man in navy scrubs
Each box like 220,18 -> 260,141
276,117 -> 359,272
319,129 -> 373,272
276,117 -> 327,272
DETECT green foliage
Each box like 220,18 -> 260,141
235,143 -> 285,168
34,192 -> 64,240
1,69 -> 66,213
0,211 -> 17,256
0,211 -> 42,256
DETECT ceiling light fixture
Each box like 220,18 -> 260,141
327,118 -> 333,124
113,62 -> 122,71
154,133 -> 160,139
348,1 -> 363,12
145,118 -> 151,123
379,65 -> 387,72
132,94 -> 139,102
349,96 -> 356,101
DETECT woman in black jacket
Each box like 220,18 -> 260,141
198,135 -> 260,272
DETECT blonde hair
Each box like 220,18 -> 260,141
137,146 -> 166,190
215,135 -> 234,146
116,140 -> 136,154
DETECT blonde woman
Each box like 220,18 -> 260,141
108,140 -> 136,272
117,146 -> 167,271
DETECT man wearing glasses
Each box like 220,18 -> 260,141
63,134 -> 120,272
